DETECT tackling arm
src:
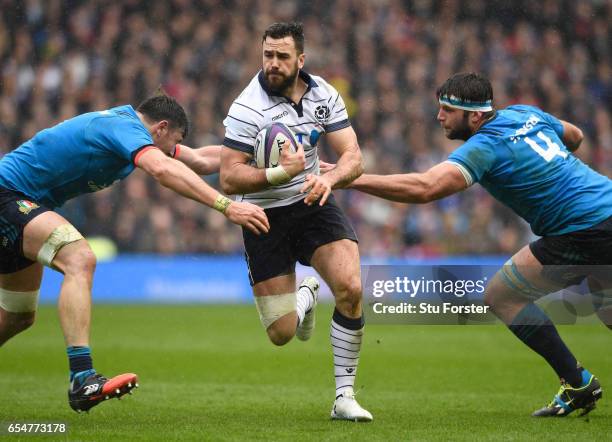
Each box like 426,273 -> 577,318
174,144 -> 222,175
349,162 -> 468,204
136,148 -> 270,234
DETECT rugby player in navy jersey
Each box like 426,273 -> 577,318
332,73 -> 611,417
0,95 -> 269,412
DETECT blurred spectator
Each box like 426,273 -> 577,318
0,0 -> 609,256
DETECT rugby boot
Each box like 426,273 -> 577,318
532,368 -> 602,417
68,372 -> 139,413
331,389 -> 373,422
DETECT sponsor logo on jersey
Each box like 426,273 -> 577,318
16,200 -> 39,215
272,110 -> 289,121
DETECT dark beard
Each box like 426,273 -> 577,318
264,69 -> 299,95
447,111 -> 472,141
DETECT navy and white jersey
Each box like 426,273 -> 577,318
0,105 -> 153,208
447,105 -> 612,236
223,70 -> 350,209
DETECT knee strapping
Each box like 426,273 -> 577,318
254,293 -> 296,329
0,288 -> 39,313
37,224 -> 84,267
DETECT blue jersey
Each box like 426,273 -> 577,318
0,105 -> 153,208
447,105 -> 612,236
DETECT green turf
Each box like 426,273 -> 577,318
1,305 -> 611,441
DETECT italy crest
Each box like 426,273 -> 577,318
16,200 -> 39,215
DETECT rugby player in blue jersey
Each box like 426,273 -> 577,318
0,95 -> 269,412
331,73 -> 611,417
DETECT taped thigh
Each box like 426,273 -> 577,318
0,288 -> 39,313
254,292 -> 296,329
36,224 -> 84,267
500,259 -> 549,300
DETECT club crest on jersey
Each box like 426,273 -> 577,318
16,200 -> 39,215
314,105 -> 330,122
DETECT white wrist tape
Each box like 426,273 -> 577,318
37,224 -> 84,267
0,288 -> 39,313
213,194 -> 232,214
254,292 -> 296,329
265,166 -> 291,185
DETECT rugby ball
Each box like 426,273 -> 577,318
254,122 -> 298,168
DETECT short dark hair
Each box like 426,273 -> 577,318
137,94 -> 189,138
436,72 -> 494,109
262,22 -> 305,53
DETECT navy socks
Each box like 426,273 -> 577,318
508,303 -> 581,387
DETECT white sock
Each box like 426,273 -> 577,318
296,285 -> 314,326
330,310 -> 364,398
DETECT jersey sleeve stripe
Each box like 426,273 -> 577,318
227,115 -> 259,128
223,137 -> 254,154
445,160 -> 475,186
132,145 -> 158,166
325,119 -> 351,132
234,102 -> 264,117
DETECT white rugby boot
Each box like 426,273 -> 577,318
296,276 -> 319,341
330,389 -> 373,422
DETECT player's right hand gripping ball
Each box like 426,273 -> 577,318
254,122 -> 298,168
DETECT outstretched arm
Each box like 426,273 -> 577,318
174,144 -> 222,175
349,162 -> 469,204
135,147 -> 270,234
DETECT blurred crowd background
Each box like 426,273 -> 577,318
0,0 -> 610,257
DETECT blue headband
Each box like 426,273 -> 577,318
438,94 -> 493,112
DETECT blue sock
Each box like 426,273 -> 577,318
579,367 -> 593,387
67,346 -> 95,385
508,303 -> 581,387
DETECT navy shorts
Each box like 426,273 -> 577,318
0,186 -> 51,274
242,194 -> 358,285
529,216 -> 612,286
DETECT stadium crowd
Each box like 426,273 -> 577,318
0,0 -> 610,257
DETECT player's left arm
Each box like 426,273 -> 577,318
173,144 -> 222,175
347,162 -> 468,204
560,120 -> 584,152
300,126 -> 363,206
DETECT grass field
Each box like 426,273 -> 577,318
1,304 -> 611,441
